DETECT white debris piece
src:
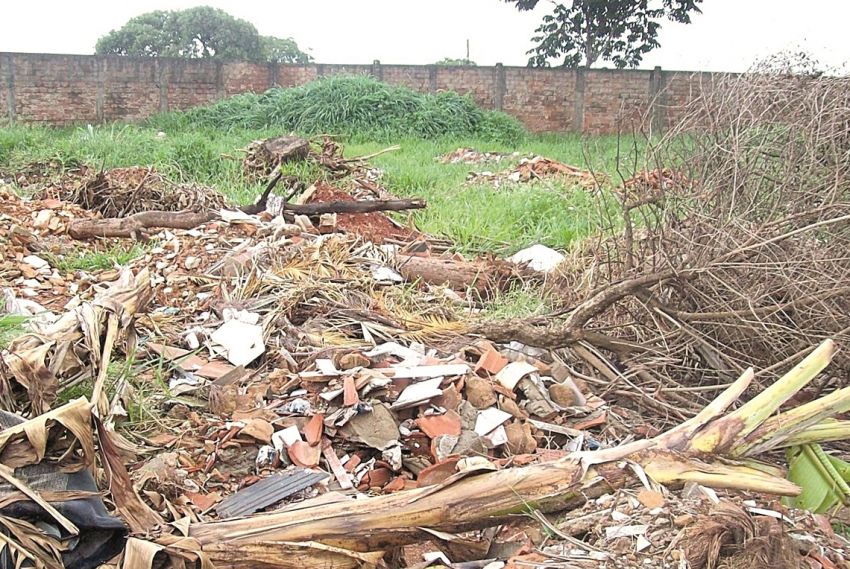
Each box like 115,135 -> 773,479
272,425 -> 302,452
605,525 -> 649,539
509,244 -> 565,273
210,320 -> 265,366
495,361 -> 538,390
474,407 -> 512,436
391,377 -> 444,409
483,425 -> 509,447
363,342 -> 424,366
371,265 -> 404,283
169,374 -> 205,395
22,255 -> 50,271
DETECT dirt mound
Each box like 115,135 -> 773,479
305,182 -> 419,243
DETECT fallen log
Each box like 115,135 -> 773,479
68,210 -> 216,239
281,198 -> 425,216
67,198 -> 426,239
136,340 -> 849,569
395,254 -> 525,296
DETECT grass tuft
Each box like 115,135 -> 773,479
0,315 -> 29,350
47,244 -> 147,273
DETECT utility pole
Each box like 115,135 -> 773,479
466,39 -> 470,62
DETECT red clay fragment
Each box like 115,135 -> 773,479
321,439 -> 353,490
475,348 -> 509,375
366,467 -> 392,489
417,456 -> 460,487
343,375 -> 360,407
240,418 -> 274,443
416,410 -> 462,439
303,414 -> 324,446
383,476 -> 407,493
343,454 -> 362,473
288,441 -> 321,468
185,491 -> 221,511
571,411 -> 607,431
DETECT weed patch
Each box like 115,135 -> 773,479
154,76 -> 527,143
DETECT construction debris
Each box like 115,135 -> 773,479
1,118 -> 849,568
466,155 -> 599,188
438,148 -> 520,165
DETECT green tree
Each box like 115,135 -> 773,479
434,58 -> 477,66
96,6 -> 311,63
504,0 -> 702,68
261,36 -> 313,64
95,10 -> 184,57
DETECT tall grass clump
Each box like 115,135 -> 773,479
152,75 -> 526,143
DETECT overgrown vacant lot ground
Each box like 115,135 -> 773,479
0,124 -> 627,255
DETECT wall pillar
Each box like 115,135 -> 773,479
95,57 -> 105,122
2,53 -> 15,122
372,59 -> 383,81
215,61 -> 225,100
428,65 -> 437,92
156,59 -> 169,113
649,65 -> 666,133
494,63 -> 505,111
573,67 -> 586,133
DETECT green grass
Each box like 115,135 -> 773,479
0,315 -> 29,350
151,75 -> 527,144
0,124 -> 636,256
46,243 -> 147,273
345,135 -> 627,253
480,285 -> 552,320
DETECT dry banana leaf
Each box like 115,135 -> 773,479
1,269 -> 151,415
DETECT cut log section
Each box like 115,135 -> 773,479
395,254 -> 525,296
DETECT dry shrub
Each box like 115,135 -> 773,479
36,166 -> 227,217
547,71 -> 850,418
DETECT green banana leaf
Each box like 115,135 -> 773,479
783,443 -> 850,513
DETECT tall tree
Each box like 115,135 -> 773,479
261,36 -> 313,64
504,0 -> 702,68
96,6 -> 311,63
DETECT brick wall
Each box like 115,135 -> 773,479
0,52 -> 721,134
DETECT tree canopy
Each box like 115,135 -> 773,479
504,0 -> 702,68
96,6 -> 312,64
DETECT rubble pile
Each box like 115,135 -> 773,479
465,155 -> 599,188
438,147 -> 520,165
617,168 -> 692,207
1,185 -> 105,310
522,490 -> 850,568
1,140 -> 849,569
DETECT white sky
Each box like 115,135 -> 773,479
2,0 -> 848,72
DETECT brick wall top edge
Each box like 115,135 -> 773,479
0,52 -> 740,76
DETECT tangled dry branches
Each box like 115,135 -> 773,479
480,72 -> 850,421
